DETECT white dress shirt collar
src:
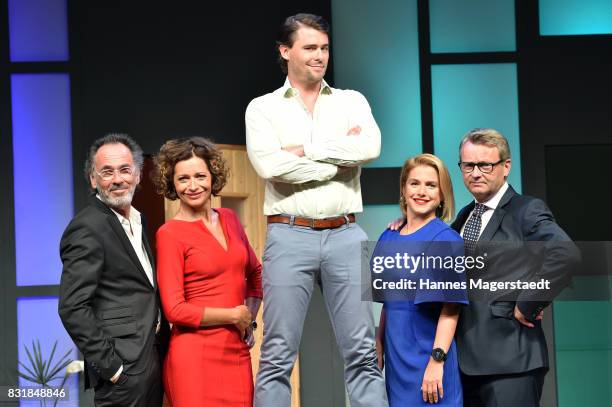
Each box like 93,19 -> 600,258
476,182 -> 509,210
95,194 -> 140,225
281,77 -> 333,98
460,182 -> 510,238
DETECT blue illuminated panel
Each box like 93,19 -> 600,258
12,74 -> 73,286
332,0 -> 422,167
431,64 -> 521,208
8,0 -> 69,62
429,0 -> 516,53
17,297 -> 78,406
540,0 -> 612,35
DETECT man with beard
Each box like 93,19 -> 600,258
59,134 -> 168,407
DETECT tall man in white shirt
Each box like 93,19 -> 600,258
59,134 -> 168,407
451,128 -> 579,406
246,13 -> 388,407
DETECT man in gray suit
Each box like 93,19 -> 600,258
451,128 -> 579,406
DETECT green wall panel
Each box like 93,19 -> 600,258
431,63 -> 522,209
430,0 -> 516,53
357,205 -> 401,330
332,0 -> 422,167
540,0 -> 612,36
555,349 -> 611,407
554,301 -> 612,351
357,204 -> 402,241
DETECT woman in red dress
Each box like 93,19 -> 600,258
153,137 -> 262,406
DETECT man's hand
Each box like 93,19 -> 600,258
347,125 -> 361,136
514,305 -> 536,328
387,217 -> 405,231
376,339 -> 384,370
282,145 -> 305,157
244,326 -> 256,348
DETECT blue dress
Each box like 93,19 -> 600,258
374,218 -> 468,407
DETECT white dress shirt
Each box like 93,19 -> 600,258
245,78 -> 381,218
460,182 -> 510,237
108,205 -> 155,287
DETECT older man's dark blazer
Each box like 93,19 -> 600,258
59,195 -> 169,389
451,185 -> 579,376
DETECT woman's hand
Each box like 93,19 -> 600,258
421,358 -> 444,404
232,305 -> 252,338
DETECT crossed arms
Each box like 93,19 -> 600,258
245,91 -> 381,184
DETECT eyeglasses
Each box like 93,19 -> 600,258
95,166 -> 135,181
458,160 -> 504,174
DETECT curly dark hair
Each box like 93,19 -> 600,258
152,137 -> 229,200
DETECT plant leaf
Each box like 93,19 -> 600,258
43,341 -> 58,379
23,342 -> 43,384
17,371 -> 39,383
46,348 -> 73,382
18,360 -> 38,380
33,340 -> 46,383
47,359 -> 72,383
19,339 -> 75,389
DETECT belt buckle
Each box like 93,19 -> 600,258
310,218 -> 317,229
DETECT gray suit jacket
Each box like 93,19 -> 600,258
58,195 -> 169,388
451,185 -> 580,375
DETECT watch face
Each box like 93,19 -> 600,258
432,348 -> 446,362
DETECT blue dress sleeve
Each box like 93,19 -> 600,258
414,228 -> 469,305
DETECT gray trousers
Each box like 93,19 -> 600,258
254,222 -> 388,407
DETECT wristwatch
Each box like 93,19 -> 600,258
431,348 -> 447,362
251,320 -> 258,331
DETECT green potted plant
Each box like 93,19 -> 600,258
17,340 -> 82,406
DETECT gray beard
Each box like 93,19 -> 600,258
96,184 -> 136,211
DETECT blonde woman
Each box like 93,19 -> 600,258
374,154 -> 467,406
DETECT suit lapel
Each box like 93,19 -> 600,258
477,186 -> 516,242
452,201 -> 475,233
91,196 -> 154,290
141,214 -> 157,290
106,216 -> 154,289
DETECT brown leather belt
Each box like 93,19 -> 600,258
267,214 -> 355,230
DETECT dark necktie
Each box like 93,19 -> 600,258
463,203 -> 489,254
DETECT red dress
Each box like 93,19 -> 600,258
156,208 -> 263,407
